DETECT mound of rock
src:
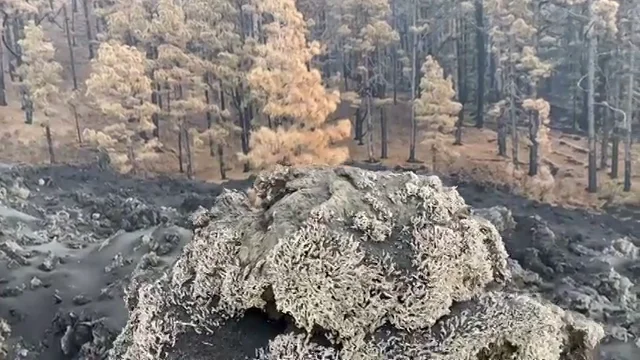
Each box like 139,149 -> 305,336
110,166 -> 603,359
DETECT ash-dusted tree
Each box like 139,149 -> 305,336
17,21 -> 62,125
245,0 -> 351,169
197,112 -> 240,179
148,0 -> 207,178
486,0 -> 552,171
522,97 -> 552,174
17,21 -> 62,164
85,40 -> 158,173
414,56 -> 462,171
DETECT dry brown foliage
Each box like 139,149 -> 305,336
244,0 -> 351,169
242,120 -> 352,168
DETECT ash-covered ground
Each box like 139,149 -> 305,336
0,162 -> 638,359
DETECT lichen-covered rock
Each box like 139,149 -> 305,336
254,292 -> 604,360
0,318 -> 9,357
109,166 -> 601,359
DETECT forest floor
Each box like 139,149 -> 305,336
3,8 -> 640,211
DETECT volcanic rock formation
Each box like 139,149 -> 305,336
110,166 -> 604,359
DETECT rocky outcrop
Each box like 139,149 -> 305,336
109,166 -> 604,359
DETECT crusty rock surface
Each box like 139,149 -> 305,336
0,318 -> 9,358
110,166 -> 603,359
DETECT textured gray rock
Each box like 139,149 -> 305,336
472,205 -> 516,233
0,318 -> 9,358
109,166 -> 603,360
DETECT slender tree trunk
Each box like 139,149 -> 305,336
355,108 -> 364,145
572,77 -> 579,130
528,82 -> 540,176
489,53 -> 499,102
217,144 -> 226,180
0,33 -> 6,107
183,125 -> 193,179
611,127 -> 619,178
23,92 -> 33,124
365,56 -> 375,162
45,125 -> 55,164
408,0 -> 419,162
391,0 -> 398,105
128,145 -> 137,175
611,78 -> 622,179
94,0 -> 102,35
431,144 -> 437,172
243,104 -> 253,172
70,2 -> 77,47
498,112 -> 507,156
82,0 -> 95,59
205,86 -> 215,157
220,85 -> 226,111
342,50 -> 349,91
71,104 -> 82,143
624,18 -> 635,192
5,22 -> 17,82
587,1 -> 597,193
509,74 -> 518,168
454,16 -> 467,145
598,54 -> 610,169
380,107 -> 388,159
63,5 -> 78,90
177,123 -> 184,173
474,0 -> 486,128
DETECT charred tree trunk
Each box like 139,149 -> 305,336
454,17 -> 467,145
528,111 -> 540,176
365,57 -> 375,163
183,125 -> 193,179
342,51 -> 349,91
128,145 -> 137,175
355,108 -> 364,145
233,86 -> 251,172
72,104 -> 82,143
431,144 -> 437,172
624,18 -> 635,192
408,0 -> 419,162
63,5 -> 78,90
217,144 -> 226,180
611,127 -> 619,178
391,0 -> 398,105
70,2 -> 77,46
489,51 -> 498,102
474,0 -> 486,128
177,123 -> 184,173
509,77 -> 518,168
205,86 -> 215,157
242,103 -> 253,173
598,54 -> 610,169
45,125 -> 55,164
586,0 -> 597,193
5,21 -> 17,82
22,91 -> 33,124
380,107 -> 388,159
611,79 -> 623,179
220,85 -> 226,111
0,34 -> 6,106
498,113 -> 507,157
151,84 -> 160,138
82,0 -> 95,59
